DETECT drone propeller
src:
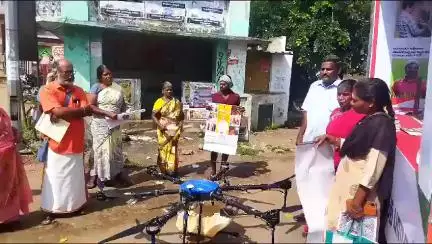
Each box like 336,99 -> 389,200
145,165 -> 184,184
98,202 -> 183,244
98,218 -> 152,244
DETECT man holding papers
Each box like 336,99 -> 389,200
39,59 -> 117,225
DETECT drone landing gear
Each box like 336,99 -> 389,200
212,194 -> 281,244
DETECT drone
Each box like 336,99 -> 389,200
99,163 -> 294,244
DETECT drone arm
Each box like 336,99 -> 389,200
212,194 -> 281,229
212,194 -> 262,217
98,202 -> 183,244
125,189 -> 180,198
145,166 -> 184,184
221,178 -> 292,192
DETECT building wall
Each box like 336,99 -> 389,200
212,40 -> 228,86
247,53 -> 293,131
63,27 -> 102,91
0,14 -> 7,114
227,41 -> 247,94
225,1 -> 250,37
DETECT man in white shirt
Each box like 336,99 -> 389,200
294,55 -> 342,236
296,55 -> 342,144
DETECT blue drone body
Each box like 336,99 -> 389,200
180,179 -> 220,201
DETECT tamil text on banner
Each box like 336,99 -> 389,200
295,143 -> 334,242
203,103 -> 241,155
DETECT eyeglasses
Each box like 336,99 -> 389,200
59,70 -> 76,76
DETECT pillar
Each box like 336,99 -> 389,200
63,26 -> 102,92
212,39 -> 228,89
226,41 -> 247,94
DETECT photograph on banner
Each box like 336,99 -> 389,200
394,0 -> 432,38
391,58 -> 428,112
181,81 -> 215,108
145,1 -> 186,22
203,103 -> 242,155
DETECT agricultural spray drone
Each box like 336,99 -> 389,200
99,163 -> 294,244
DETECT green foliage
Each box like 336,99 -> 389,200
250,0 -> 371,79
237,142 -> 263,156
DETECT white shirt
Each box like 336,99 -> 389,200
301,79 -> 341,142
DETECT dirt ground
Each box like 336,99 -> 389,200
0,127 -> 305,243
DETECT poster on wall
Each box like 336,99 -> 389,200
51,45 -> 64,61
145,1 -> 186,22
186,1 -> 225,28
203,103 -> 242,155
181,81 -> 215,108
99,1 -> 145,26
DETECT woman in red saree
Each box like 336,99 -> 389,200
316,79 -> 366,170
0,107 -> 33,225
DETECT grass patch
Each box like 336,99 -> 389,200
237,142 -> 263,156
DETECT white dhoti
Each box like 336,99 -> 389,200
41,148 -> 88,213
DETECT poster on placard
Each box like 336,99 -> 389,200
181,81 -> 215,108
203,103 -> 241,155
186,1 -> 225,28
99,1 -> 145,25
145,1 -> 186,22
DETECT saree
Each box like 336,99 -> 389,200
326,108 -> 366,169
153,97 -> 183,175
325,112 -> 396,243
90,82 -> 126,181
0,108 -> 33,223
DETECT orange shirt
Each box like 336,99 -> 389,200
39,82 -> 89,155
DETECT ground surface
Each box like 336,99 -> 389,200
0,126 -> 305,243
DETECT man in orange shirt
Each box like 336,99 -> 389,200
392,60 -> 427,113
39,59 -> 117,224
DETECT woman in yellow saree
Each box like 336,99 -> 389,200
152,81 -> 184,177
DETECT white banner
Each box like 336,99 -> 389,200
186,1 -> 225,27
100,1 -> 145,19
295,143 -> 335,242
145,1 -> 186,22
385,149 -> 425,243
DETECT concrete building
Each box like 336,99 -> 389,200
0,1 -> 8,112
35,1 -> 292,128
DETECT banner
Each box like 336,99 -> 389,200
186,1 -> 225,28
145,1 -> 186,22
99,1 -> 145,25
181,81 -> 215,108
369,1 -> 431,113
369,2 -> 429,242
203,103 -> 241,155
294,143 -> 334,242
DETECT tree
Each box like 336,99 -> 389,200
249,0 -> 371,81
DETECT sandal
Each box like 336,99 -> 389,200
41,215 -> 55,225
